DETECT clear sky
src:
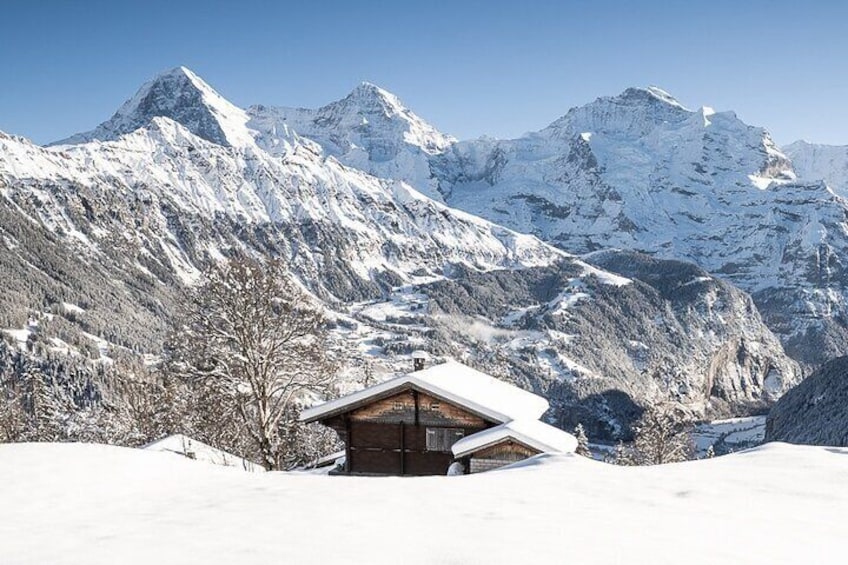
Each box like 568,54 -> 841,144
1,0 -> 846,146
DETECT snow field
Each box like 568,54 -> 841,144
1,442 -> 846,565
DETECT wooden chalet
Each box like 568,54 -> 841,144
300,358 -> 577,476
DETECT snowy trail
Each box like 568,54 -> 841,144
1,442 -> 846,564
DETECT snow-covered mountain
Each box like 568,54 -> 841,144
0,68 -> 810,437
783,140 -> 848,198
430,90 -> 848,367
54,66 -> 256,148
438,86 -> 798,255
247,82 -> 454,200
408,252 -> 798,437
279,82 -> 848,367
7,68 -> 560,296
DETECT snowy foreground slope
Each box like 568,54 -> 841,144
2,443 -> 845,564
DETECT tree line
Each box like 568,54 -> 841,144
1,257 -> 338,470
1,254 -> 703,470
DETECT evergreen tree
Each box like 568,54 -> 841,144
574,423 -> 591,458
610,440 -> 636,466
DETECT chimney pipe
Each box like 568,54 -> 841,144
411,350 -> 429,372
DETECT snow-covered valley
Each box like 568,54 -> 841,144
1,442 -> 845,564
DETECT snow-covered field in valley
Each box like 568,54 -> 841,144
1,442 -> 846,564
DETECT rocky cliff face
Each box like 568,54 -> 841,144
765,356 -> 848,446
409,252 -> 799,438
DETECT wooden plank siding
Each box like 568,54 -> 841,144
469,439 -> 541,474
349,390 -> 489,427
321,387 -> 495,476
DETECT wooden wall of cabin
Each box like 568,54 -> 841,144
322,389 -> 494,476
468,440 -> 541,474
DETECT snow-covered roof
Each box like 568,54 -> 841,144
301,360 -> 549,424
451,419 -> 578,458
142,434 -> 264,472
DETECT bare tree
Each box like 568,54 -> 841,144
166,257 -> 334,470
96,374 -> 177,446
628,404 -> 694,465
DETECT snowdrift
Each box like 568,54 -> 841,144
1,442 -> 846,564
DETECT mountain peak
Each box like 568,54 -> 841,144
151,65 -> 195,82
150,66 -> 220,93
646,86 -> 685,106
340,81 -> 409,116
52,67 -> 253,147
617,86 -> 688,110
301,81 -> 455,154
543,85 -> 691,139
352,80 -> 387,94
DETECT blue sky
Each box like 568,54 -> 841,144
1,0 -> 846,145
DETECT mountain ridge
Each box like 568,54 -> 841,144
235,75 -> 848,368
0,68 -> 815,438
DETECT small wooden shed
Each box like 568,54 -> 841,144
301,360 -> 577,476
451,419 -> 579,473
